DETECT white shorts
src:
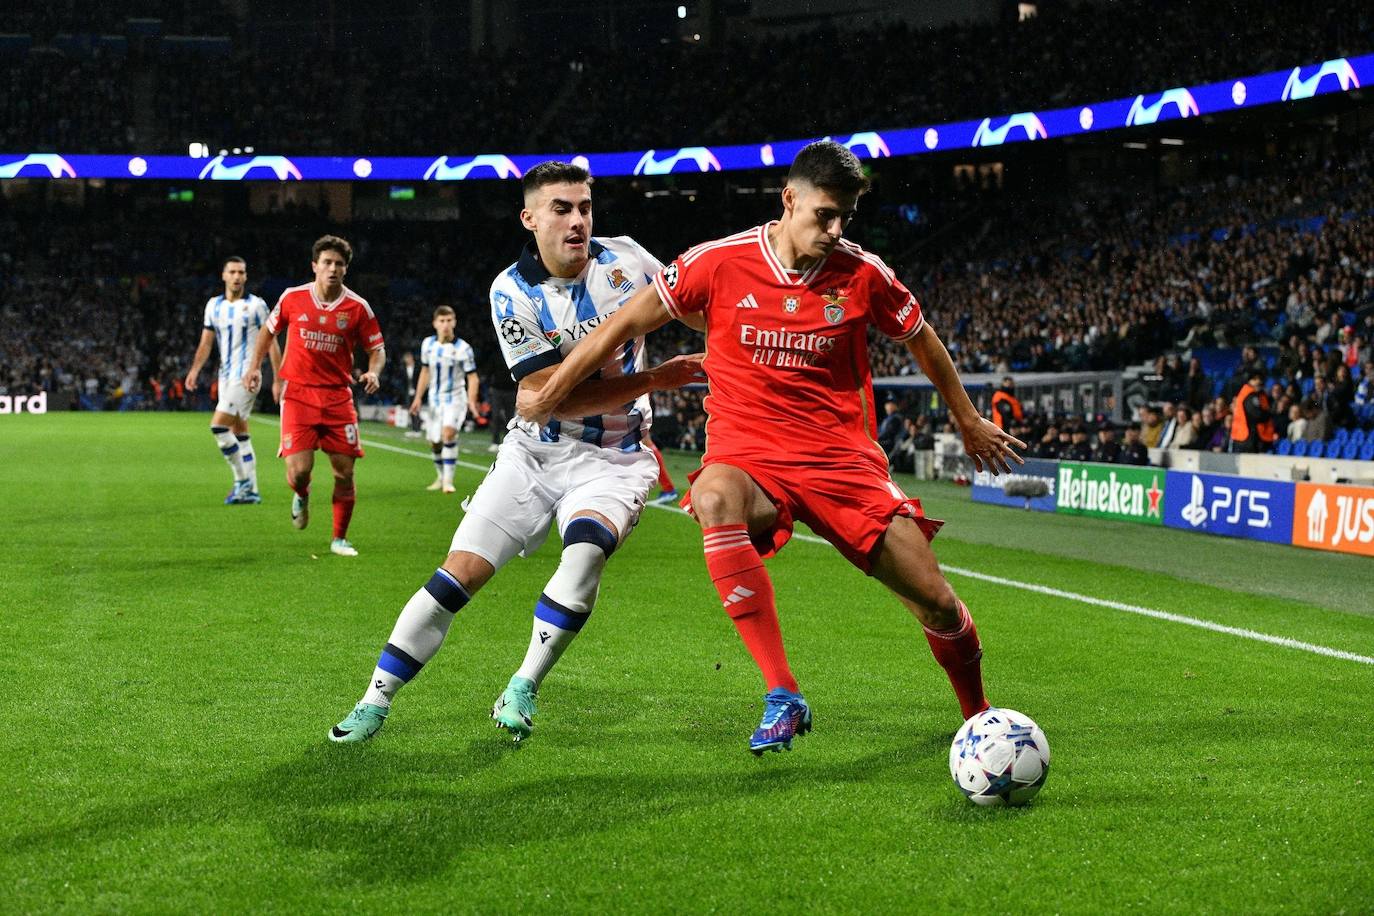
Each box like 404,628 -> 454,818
214,377 -> 257,420
451,431 -> 658,567
426,403 -> 467,443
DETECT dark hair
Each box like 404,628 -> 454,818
433,305 -> 455,319
787,140 -> 870,195
312,234 -> 353,265
522,160 -> 591,197
223,256 -> 246,268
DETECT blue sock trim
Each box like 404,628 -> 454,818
378,642 -> 422,681
442,459 -> 456,466
210,426 -> 229,434
423,568 -> 470,614
442,441 -> 457,449
563,516 -> 618,556
535,593 -> 590,632
236,435 -> 251,442
220,444 -> 240,455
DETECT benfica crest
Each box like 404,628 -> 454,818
283,433 -> 293,450
783,295 -> 800,313
336,314 -> 349,329
822,287 -> 848,324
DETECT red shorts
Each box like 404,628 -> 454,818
684,455 -> 943,573
279,388 -> 363,458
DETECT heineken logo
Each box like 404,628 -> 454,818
1057,463 -> 1164,525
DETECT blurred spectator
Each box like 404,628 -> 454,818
1119,426 -> 1150,465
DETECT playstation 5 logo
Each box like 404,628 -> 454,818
1126,89 -> 1199,126
1181,476 -> 1208,528
633,147 -> 722,176
424,155 -> 522,181
198,155 -> 301,181
0,154 -> 76,178
1181,475 -> 1272,530
972,113 -> 1047,147
1282,58 -> 1360,101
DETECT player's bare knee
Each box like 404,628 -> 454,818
442,550 -> 495,593
689,485 -> 743,527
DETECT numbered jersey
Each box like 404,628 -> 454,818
420,334 -> 477,406
489,236 -> 662,451
203,294 -> 269,382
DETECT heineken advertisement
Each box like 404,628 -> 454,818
1055,462 -> 1166,525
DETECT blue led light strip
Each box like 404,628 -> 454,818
1,54 -> 1368,181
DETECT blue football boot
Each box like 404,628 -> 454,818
749,687 -> 812,755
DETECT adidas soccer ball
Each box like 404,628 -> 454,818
949,707 -> 1050,807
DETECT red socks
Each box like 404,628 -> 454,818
332,479 -> 356,539
703,525 -> 797,693
650,443 -> 676,492
923,600 -> 989,720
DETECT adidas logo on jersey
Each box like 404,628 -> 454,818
297,314 -> 310,322
735,294 -> 760,310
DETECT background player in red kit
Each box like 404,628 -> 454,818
520,141 -> 1026,754
244,235 -> 385,557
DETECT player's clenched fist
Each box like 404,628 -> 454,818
242,368 -> 262,393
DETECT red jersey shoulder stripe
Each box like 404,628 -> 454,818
681,227 -> 757,266
835,239 -> 898,285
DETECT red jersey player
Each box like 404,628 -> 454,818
244,235 -> 386,557
520,141 -> 1025,755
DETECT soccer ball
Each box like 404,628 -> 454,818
949,707 -> 1050,807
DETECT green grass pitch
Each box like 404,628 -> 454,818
3,413 -> 1371,913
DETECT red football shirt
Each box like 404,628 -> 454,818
652,223 -> 923,466
267,282 -> 385,402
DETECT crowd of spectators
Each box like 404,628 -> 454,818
2,0 -> 1370,154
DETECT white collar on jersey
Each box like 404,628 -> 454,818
757,221 -> 832,287
310,284 -> 349,310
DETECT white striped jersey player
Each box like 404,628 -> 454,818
204,293 -> 270,417
419,333 -> 478,446
490,235 -> 661,450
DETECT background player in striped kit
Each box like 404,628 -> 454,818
410,305 -> 480,493
184,256 -> 281,504
330,161 -> 703,745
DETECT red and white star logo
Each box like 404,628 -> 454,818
1147,476 -> 1163,516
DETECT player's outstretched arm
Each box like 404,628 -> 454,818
518,353 -> 704,421
518,283 -> 674,425
185,329 -> 215,391
242,325 -> 276,393
905,322 -> 1026,475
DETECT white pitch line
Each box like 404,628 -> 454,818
351,425 -> 1374,666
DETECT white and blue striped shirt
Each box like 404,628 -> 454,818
420,334 -> 477,406
489,236 -> 661,450
203,294 -> 269,382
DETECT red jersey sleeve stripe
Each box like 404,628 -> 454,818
653,272 -> 682,318
892,310 -> 925,342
